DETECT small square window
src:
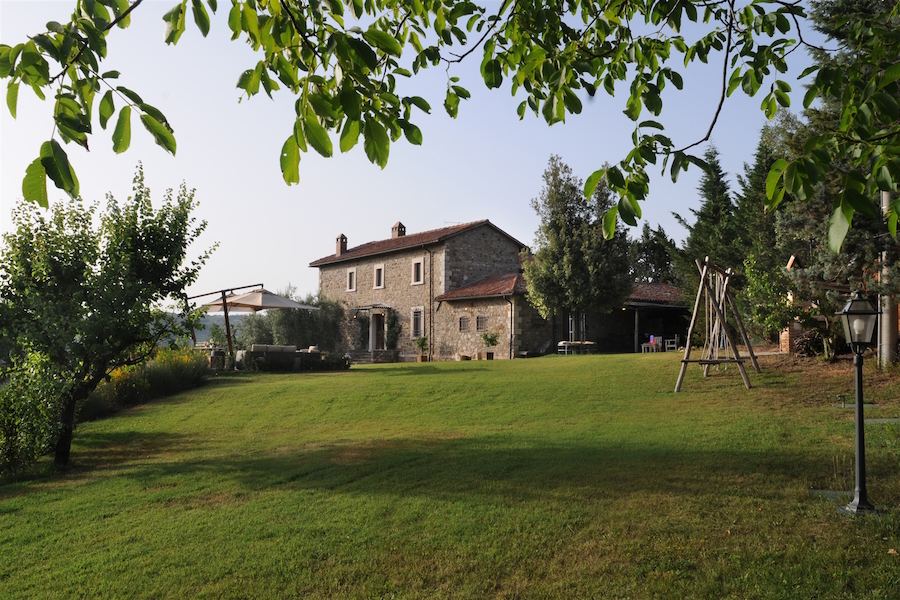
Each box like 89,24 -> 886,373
373,264 -> 384,289
346,268 -> 356,292
476,316 -> 488,332
459,316 -> 470,332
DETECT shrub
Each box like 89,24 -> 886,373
386,311 -> 401,350
79,348 -> 209,420
145,348 -> 209,397
319,353 -> 351,371
481,331 -> 500,347
0,353 -> 66,477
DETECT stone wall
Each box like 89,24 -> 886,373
443,226 -> 524,292
432,296 -> 551,360
318,245 -> 446,360
434,297 -> 513,359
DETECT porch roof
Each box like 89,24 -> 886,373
435,272 -> 526,301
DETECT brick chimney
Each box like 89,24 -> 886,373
336,234 -> 347,256
392,222 -> 406,238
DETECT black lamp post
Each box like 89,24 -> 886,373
836,291 -> 880,514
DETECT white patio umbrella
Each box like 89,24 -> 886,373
204,288 -> 318,312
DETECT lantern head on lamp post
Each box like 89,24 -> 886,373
839,292 -> 878,355
836,291 -> 881,515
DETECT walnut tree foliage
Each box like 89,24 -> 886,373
0,166 -> 211,467
2,0 -> 899,249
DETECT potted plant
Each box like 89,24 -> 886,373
415,335 -> 429,362
480,331 -> 499,360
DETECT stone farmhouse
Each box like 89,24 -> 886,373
309,220 -> 552,362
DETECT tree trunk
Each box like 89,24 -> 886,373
53,380 -> 97,466
54,395 -> 79,466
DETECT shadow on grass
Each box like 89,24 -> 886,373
105,434 -> 825,505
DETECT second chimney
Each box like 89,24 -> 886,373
392,222 -> 406,238
336,234 -> 347,256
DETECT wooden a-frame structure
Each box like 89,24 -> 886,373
674,257 -> 761,392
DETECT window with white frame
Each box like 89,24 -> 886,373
346,267 -> 357,292
411,307 -> 424,338
459,316 -> 470,332
373,264 -> 385,289
476,315 -> 488,332
411,258 -> 424,285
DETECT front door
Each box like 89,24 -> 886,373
372,313 -> 385,350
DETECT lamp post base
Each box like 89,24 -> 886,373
838,500 -> 884,516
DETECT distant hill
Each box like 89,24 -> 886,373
192,313 -> 246,344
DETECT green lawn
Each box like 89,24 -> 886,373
2,354 -> 899,598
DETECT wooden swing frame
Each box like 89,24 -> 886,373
674,258 -> 761,392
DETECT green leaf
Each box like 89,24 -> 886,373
481,58 -> 503,89
876,164 -> 894,191
346,38 -> 378,70
191,0 -> 210,36
399,120 -> 422,145
878,63 -> 900,89
140,113 -> 177,155
444,89 -> 459,118
162,2 -> 186,45
584,168 -> 606,198
451,85 -> 470,100
766,159 -> 787,199
774,89 -> 790,108
606,166 -> 626,189
139,103 -> 172,132
339,119 -> 360,153
617,197 -> 638,226
99,90 -> 114,129
40,139 -> 78,198
563,88 -> 582,114
304,115 -> 333,158
405,96 -> 431,114
602,207 -> 618,240
241,3 -> 259,46
112,105 -> 131,154
624,96 -> 642,121
288,118 -> 306,153
309,93 -> 338,121
116,86 -> 143,105
339,84 -> 361,121
280,136 -> 300,185
803,86 -> 818,109
669,152 -> 685,183
22,156 -> 48,208
829,199 -> 852,252
363,29 -> 402,57
227,2 -> 241,39
363,117 -> 389,168
6,81 -> 18,119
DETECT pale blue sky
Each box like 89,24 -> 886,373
1,0 -> 825,299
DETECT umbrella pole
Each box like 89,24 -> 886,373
221,291 -> 235,360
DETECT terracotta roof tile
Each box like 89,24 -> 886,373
435,272 -> 526,301
310,220 -> 524,267
627,282 -> 684,304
